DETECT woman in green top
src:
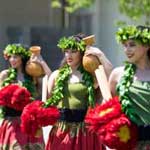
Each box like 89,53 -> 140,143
45,34 -> 112,150
109,25 -> 150,149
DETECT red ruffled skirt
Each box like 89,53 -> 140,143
46,122 -> 105,150
0,117 -> 44,150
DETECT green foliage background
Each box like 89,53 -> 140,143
51,0 -> 95,13
51,0 -> 150,27
118,0 -> 150,25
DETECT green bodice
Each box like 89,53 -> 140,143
127,80 -> 150,125
57,82 -> 88,109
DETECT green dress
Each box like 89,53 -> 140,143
46,82 -> 105,150
128,80 -> 150,125
122,80 -> 150,150
58,82 -> 88,109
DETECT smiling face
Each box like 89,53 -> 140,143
122,40 -> 149,64
64,49 -> 82,68
9,54 -> 23,69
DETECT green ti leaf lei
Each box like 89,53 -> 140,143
57,37 -> 86,52
116,25 -> 150,45
2,67 -> 36,97
45,64 -> 95,107
78,65 -> 95,107
116,62 -> 139,123
2,68 -> 17,87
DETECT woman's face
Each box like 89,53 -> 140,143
9,54 -> 23,69
64,49 -> 82,68
122,40 -> 149,63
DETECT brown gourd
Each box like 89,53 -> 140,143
82,54 -> 100,74
25,46 -> 44,77
82,35 -> 100,74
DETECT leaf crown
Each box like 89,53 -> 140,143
57,36 -> 86,52
3,44 -> 31,60
116,25 -> 150,45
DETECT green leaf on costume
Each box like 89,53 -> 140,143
117,62 -> 137,123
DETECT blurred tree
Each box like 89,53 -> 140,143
51,0 -> 95,13
117,0 -> 150,25
51,0 -> 95,28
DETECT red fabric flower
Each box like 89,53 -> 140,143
84,96 -> 138,149
85,96 -> 122,131
21,101 -> 40,136
0,84 -> 31,110
11,86 -> 31,110
0,84 -> 20,106
98,114 -> 138,150
21,100 -> 60,136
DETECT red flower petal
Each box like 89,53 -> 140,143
11,87 -> 31,110
21,101 -> 60,136
98,114 -> 138,150
85,96 -> 138,149
0,84 -> 31,110
85,97 -> 122,129
0,84 -> 20,107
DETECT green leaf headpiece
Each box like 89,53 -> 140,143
3,44 -> 31,60
57,36 -> 86,52
116,25 -> 150,45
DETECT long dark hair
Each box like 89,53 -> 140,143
136,25 -> 150,59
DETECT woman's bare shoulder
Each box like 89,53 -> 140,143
48,69 -> 59,81
51,70 -> 59,77
108,66 -> 124,96
110,66 -> 124,82
0,69 -> 9,79
112,66 -> 124,74
0,69 -> 9,87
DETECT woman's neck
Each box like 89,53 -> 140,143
15,66 -> 23,73
70,64 -> 80,73
134,57 -> 150,81
136,56 -> 150,70
16,67 -> 24,81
